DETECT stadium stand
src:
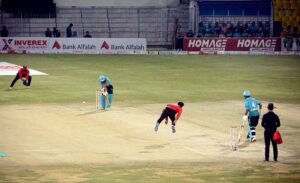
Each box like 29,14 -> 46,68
0,0 -> 299,48
0,0 -> 189,46
273,0 -> 300,34
197,0 -> 271,37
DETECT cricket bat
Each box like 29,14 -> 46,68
238,120 -> 245,143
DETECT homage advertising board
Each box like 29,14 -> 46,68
183,38 -> 281,52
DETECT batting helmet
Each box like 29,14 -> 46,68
99,75 -> 106,82
243,90 -> 251,97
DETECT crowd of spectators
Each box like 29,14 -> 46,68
281,25 -> 299,51
44,23 -> 92,38
45,27 -> 61,37
195,21 -> 270,38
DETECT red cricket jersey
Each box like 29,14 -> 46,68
167,104 -> 183,120
18,68 -> 30,80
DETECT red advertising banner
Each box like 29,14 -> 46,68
183,38 -> 281,52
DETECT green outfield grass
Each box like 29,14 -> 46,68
0,54 -> 299,105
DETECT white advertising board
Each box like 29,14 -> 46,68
0,37 -> 147,54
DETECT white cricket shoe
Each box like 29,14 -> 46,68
172,125 -> 176,133
251,137 -> 256,142
154,123 -> 159,132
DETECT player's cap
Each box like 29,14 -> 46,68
267,103 -> 276,110
178,102 -> 184,107
243,90 -> 251,97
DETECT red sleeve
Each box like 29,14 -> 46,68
25,69 -> 29,80
176,108 -> 183,120
18,69 -> 23,78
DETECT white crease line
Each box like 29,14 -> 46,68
183,147 -> 205,155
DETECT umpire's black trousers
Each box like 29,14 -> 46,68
157,107 -> 176,126
264,130 -> 278,161
10,74 -> 32,87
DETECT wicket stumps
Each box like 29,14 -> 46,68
230,126 -> 238,151
96,89 -> 102,110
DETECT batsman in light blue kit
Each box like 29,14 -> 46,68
243,90 -> 262,142
99,75 -> 113,110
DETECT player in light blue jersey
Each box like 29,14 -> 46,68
243,90 -> 262,142
99,75 -> 113,110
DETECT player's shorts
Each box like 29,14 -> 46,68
249,115 -> 259,127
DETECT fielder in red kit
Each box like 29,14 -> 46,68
9,65 -> 32,89
154,102 -> 184,133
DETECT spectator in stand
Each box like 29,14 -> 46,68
186,30 -> 194,37
45,27 -> 52,37
66,23 -> 73,38
1,26 -> 8,37
220,23 -> 227,37
237,22 -> 243,34
84,31 -> 92,38
233,28 -> 240,37
264,22 -> 270,37
197,22 -> 205,37
257,22 -> 264,37
53,27 -> 61,37
244,23 -> 250,34
72,31 -> 77,37
293,27 -> 300,51
214,22 -> 221,37
206,23 -> 213,37
249,22 -> 258,37
228,23 -> 234,34
241,29 -> 249,37
283,26 -> 294,51
225,23 -> 233,37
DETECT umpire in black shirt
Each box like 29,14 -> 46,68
261,103 -> 281,162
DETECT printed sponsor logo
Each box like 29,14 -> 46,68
101,41 -> 109,49
62,44 -> 96,50
187,39 -> 227,49
5,39 -> 48,49
184,38 -> 280,52
237,39 -> 277,48
14,40 -> 47,46
2,39 -> 13,50
52,41 -> 61,49
100,41 -> 145,51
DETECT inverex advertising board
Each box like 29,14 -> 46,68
184,38 -> 281,52
0,37 -> 147,54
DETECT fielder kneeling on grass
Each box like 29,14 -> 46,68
9,65 -> 32,89
242,90 -> 262,142
154,102 -> 184,133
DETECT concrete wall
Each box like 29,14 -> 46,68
54,0 -> 180,7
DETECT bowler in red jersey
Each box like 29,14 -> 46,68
154,102 -> 184,133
